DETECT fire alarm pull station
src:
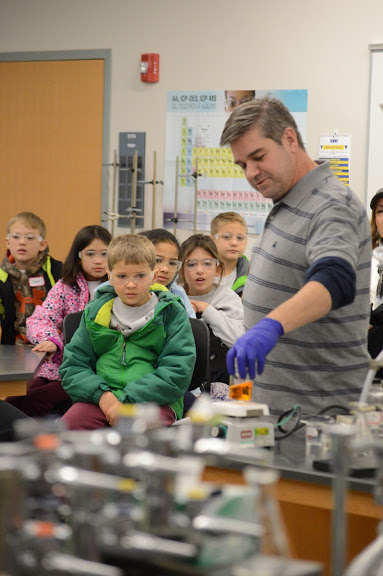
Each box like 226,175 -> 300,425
140,53 -> 159,83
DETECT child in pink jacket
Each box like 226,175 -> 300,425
6,225 -> 112,417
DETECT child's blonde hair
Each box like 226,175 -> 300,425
210,211 -> 247,236
179,234 -> 224,291
7,212 -> 46,238
107,234 -> 156,271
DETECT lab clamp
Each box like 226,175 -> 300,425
0,404 -> 323,576
103,149 -> 163,236
166,156 -> 202,237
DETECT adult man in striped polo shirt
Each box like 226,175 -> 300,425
221,97 -> 371,417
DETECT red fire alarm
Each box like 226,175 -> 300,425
140,53 -> 160,83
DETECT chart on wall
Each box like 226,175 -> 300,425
163,89 -> 308,234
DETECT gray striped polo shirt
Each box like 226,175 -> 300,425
243,161 -> 371,416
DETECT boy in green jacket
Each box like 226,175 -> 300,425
59,234 -> 196,429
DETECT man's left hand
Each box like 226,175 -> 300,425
227,317 -> 284,379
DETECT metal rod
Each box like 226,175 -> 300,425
152,151 -> 157,230
136,179 -> 163,185
331,429 -> 351,576
193,157 -> 199,234
111,150 -> 118,236
173,156 -> 179,237
130,150 -> 138,234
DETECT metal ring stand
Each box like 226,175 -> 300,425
103,150 -> 163,235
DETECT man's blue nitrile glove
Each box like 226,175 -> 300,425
227,318 -> 284,380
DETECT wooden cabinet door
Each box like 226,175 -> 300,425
0,58 -> 105,262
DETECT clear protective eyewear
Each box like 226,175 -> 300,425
185,258 -> 219,271
225,95 -> 254,112
8,232 -> 43,242
110,270 -> 154,287
155,256 -> 182,271
214,232 -> 247,243
78,250 -> 108,260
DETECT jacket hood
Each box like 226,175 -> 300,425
1,246 -> 50,277
85,284 -> 180,323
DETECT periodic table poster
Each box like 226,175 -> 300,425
163,89 -> 308,235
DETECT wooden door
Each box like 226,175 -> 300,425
0,58 -> 105,262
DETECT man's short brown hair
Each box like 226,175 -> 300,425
7,212 -> 46,238
210,211 -> 247,236
220,96 -> 305,149
107,234 -> 156,271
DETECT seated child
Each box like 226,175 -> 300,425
0,212 -> 62,345
179,234 -> 245,385
59,234 -> 196,430
139,228 -> 196,318
210,211 -> 249,297
6,225 -> 112,417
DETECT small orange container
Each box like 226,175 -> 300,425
229,380 -> 253,401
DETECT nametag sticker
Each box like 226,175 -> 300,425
29,276 -> 44,287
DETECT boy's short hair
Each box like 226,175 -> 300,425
139,228 -> 181,253
7,212 -> 46,238
107,234 -> 156,271
210,212 -> 248,236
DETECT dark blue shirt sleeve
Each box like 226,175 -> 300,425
304,256 -> 356,310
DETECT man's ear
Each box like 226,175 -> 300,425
152,268 -> 159,282
107,269 -> 113,284
282,127 -> 299,151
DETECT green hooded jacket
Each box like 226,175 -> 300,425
231,255 -> 249,296
59,285 -> 196,420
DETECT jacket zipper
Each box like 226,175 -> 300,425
122,340 -> 126,366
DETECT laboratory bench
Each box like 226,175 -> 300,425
0,344 -> 46,398
201,434 -> 383,576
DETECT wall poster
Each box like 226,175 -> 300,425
319,133 -> 351,186
163,89 -> 308,235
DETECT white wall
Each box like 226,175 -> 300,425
1,0 -> 382,252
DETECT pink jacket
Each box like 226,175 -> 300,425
26,274 -> 89,381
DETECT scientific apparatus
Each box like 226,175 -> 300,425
212,401 -> 274,448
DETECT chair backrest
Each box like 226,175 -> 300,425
208,327 -> 230,374
189,318 -> 211,393
62,311 -> 84,346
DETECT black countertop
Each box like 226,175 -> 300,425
214,434 -> 377,494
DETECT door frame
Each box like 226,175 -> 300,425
0,49 -> 111,223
